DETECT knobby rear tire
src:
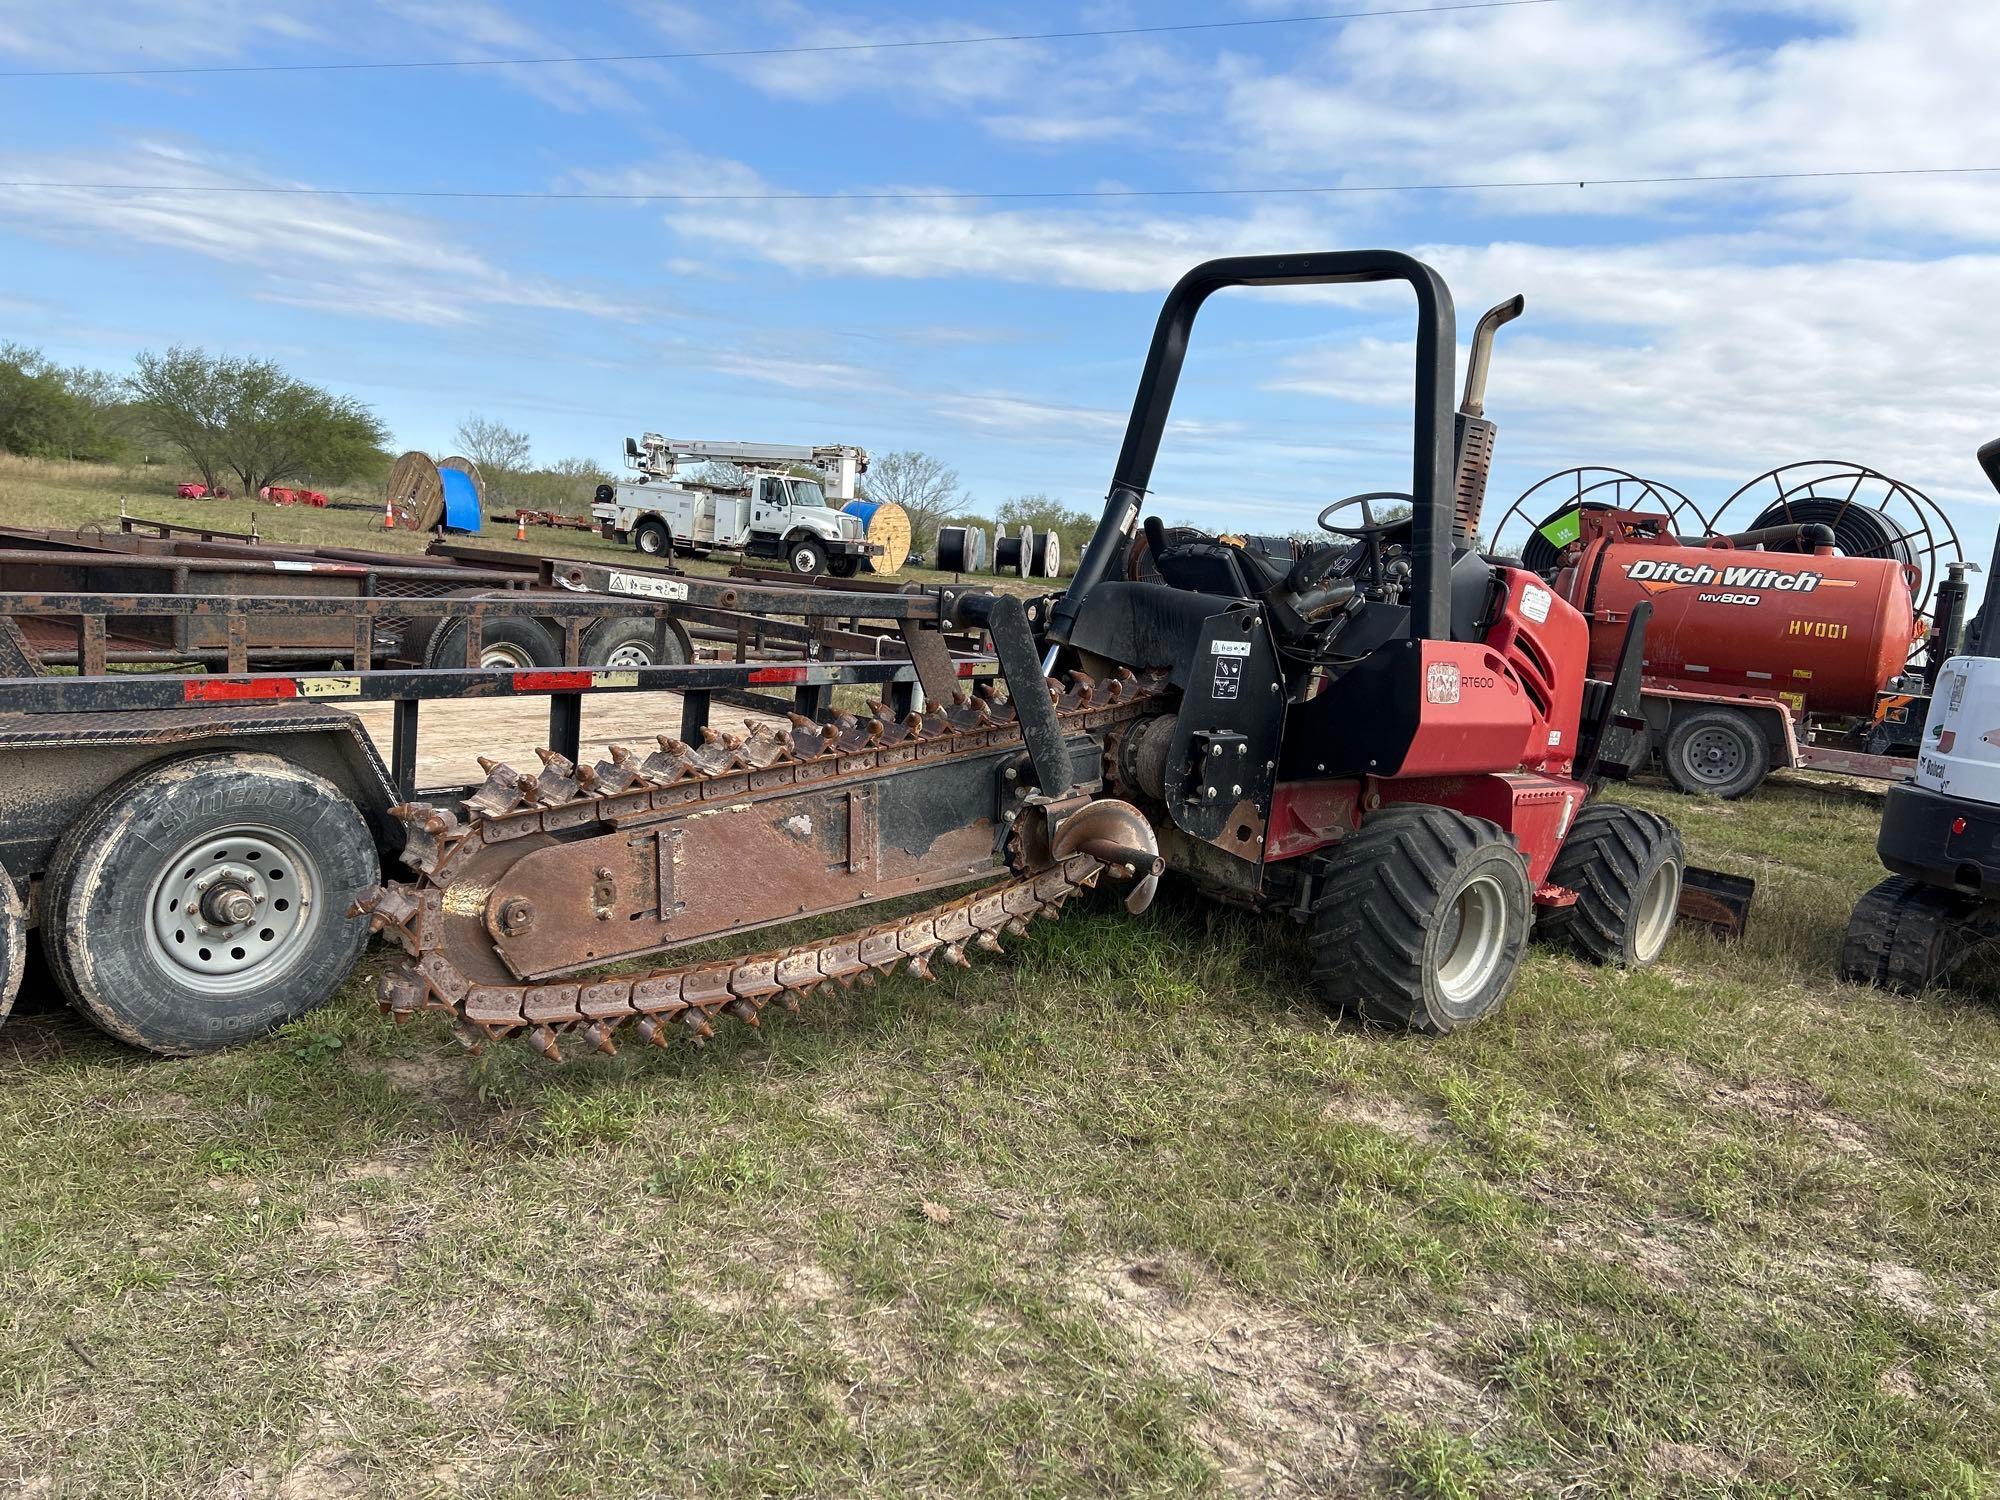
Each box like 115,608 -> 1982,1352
1308,804 -> 1531,1034
1536,803 -> 1685,966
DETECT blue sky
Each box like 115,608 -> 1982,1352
2,0 -> 1998,586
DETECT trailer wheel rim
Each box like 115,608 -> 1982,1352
1681,725 -> 1749,787
144,825 -> 322,996
604,641 -> 655,668
479,641 -> 537,670
1436,872 -> 1509,1005
1632,858 -> 1682,962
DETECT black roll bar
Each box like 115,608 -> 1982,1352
1969,438 -> 2000,658
1048,250 -> 1460,646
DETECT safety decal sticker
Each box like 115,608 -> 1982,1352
607,571 -> 690,601
1212,656 -> 1241,700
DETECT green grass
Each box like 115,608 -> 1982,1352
4,457 -> 2000,1495
0,451 -> 1047,594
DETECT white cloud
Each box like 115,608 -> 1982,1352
1216,0 -> 2000,240
0,140 -> 625,327
0,0 -> 325,68
0,0 -> 649,112
1268,242 -> 2000,501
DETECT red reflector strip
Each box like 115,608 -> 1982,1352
748,666 -> 807,685
513,670 -> 593,692
183,677 -> 298,703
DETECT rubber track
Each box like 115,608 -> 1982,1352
1840,874 -> 1979,994
1307,804 -> 1509,1033
1536,803 -> 1683,965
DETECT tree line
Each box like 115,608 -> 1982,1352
858,448 -> 1097,563
0,343 -> 1100,545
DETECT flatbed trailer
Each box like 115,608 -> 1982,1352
0,579 -> 993,1055
0,522 -> 984,674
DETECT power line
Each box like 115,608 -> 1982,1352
0,0 -> 1558,80
0,164 -> 1995,205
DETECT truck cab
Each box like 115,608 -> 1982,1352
589,435 -> 879,576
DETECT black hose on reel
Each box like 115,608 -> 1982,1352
1746,498 -> 1916,570
1519,503 -> 1611,579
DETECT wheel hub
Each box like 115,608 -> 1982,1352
146,827 -> 321,994
1437,872 -> 1508,1005
1686,727 -> 1745,782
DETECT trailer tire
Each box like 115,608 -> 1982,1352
1662,707 -> 1769,799
634,518 -> 672,557
0,862 -> 24,1026
1536,804 -> 1684,966
580,614 -> 691,669
1841,876 -> 1989,994
40,753 -> 378,1055
787,537 -> 829,576
425,615 -> 562,671
1308,804 -> 1531,1034
827,555 -> 861,578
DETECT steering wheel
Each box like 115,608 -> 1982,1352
1316,491 -> 1415,539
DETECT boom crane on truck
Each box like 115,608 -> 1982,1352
591,435 -> 879,578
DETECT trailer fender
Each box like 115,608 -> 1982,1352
1648,689 -> 1799,769
0,703 -> 398,910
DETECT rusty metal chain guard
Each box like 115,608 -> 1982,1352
352,670 -> 1167,1061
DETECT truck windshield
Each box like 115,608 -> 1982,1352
788,479 -> 826,508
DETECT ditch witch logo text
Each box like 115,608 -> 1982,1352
1620,559 -> 1846,594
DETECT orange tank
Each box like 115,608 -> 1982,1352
1560,533 -> 1923,716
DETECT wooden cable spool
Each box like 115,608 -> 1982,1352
842,500 -> 912,572
386,451 -> 445,532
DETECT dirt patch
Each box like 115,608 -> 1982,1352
1866,1262 -> 1938,1320
378,1054 -> 464,1094
272,1446 -> 370,1499
1548,1218 -> 1698,1292
1704,1075 -> 1881,1163
1329,1092 -> 1445,1145
1071,1256 -> 1394,1495
1645,1439 -> 1745,1487
1878,1361 -> 1923,1399
299,1209 -> 397,1293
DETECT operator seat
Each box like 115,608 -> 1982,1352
1448,547 -> 1504,643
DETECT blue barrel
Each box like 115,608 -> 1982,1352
439,466 -> 482,533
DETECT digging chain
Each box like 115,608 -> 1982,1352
350,669 -> 1167,1062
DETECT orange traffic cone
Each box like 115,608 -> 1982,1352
515,512 -> 527,542
384,497 -> 395,530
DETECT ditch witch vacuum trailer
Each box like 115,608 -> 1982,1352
1842,438 -> 2000,992
356,252 -> 1696,1059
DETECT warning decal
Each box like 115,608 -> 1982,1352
1212,656 -> 1241,700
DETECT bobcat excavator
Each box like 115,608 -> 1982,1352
354,251 -> 1688,1060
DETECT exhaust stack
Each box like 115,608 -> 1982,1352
1453,294 -> 1526,546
